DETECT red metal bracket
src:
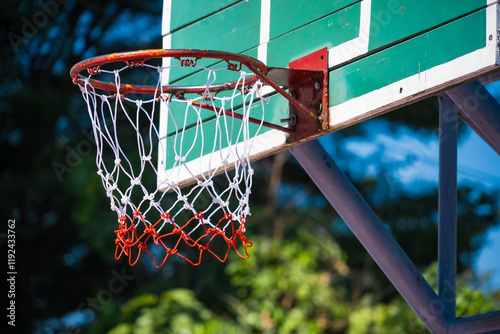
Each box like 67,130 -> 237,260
288,48 -> 329,141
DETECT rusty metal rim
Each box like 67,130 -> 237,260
70,49 -> 269,96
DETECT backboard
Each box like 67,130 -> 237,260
159,0 -> 500,186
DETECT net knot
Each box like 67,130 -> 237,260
175,155 -> 186,163
142,155 -> 152,162
114,158 -> 121,165
197,180 -> 213,188
161,212 -> 171,220
121,196 -> 130,205
248,168 -> 254,175
118,215 -> 127,223
123,237 -> 134,245
167,181 -> 178,189
195,212 -> 203,220
130,178 -> 141,186
138,242 -> 148,250
133,209 -> 142,218
136,100 -> 143,107
144,225 -> 156,233
159,94 -> 171,102
198,244 -> 209,251
166,248 -> 178,255
143,193 -> 154,201
183,202 -> 194,211
206,228 -> 222,235
224,213 -> 233,220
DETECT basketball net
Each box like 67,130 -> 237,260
77,61 -> 266,267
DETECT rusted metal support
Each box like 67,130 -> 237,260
445,80 -> 500,156
438,95 -> 457,317
446,310 -> 500,333
290,140 -> 453,334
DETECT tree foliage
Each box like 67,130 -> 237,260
96,224 -> 499,333
1,1 -> 499,333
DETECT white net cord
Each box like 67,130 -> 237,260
78,61 -> 265,267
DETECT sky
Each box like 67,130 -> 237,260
461,130 -> 500,291
332,110 -> 500,292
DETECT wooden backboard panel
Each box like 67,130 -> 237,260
159,0 -> 500,186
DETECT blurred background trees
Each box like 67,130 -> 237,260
1,1 -> 499,333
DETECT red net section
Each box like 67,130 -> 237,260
114,210 -> 252,267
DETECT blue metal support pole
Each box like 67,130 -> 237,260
446,80 -> 500,156
447,310 -> 500,333
290,140 -> 453,334
438,95 -> 457,317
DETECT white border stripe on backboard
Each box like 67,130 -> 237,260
328,0 -> 371,68
157,129 -> 287,189
158,0 -> 172,190
258,0 -> 271,64
330,3 -> 498,128
162,0 -> 172,37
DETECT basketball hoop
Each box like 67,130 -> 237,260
71,49 -> 328,267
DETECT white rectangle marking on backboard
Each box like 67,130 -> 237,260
162,0 -> 172,36
258,0 -> 271,64
161,35 -> 172,86
328,0 -> 371,68
159,6 -> 172,190
157,129 -> 287,189
330,3 -> 498,128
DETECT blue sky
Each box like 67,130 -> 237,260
323,108 -> 500,292
461,130 -> 500,291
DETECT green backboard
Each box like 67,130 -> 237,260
159,0 -> 500,186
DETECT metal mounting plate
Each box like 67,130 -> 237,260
288,48 -> 329,142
